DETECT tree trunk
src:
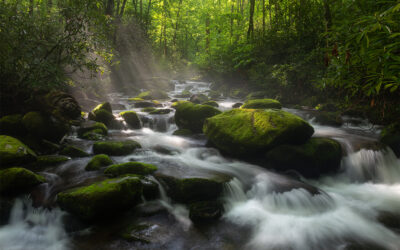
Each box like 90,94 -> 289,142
262,0 -> 265,36
205,15 -> 210,54
119,0 -> 127,17
247,0 -> 255,40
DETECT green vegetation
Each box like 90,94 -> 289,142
120,111 -> 142,129
93,140 -> 141,156
0,167 -> 45,194
60,145 -> 89,158
241,99 -> 282,109
85,154 -> 113,171
0,135 -> 37,167
174,102 -> 221,132
104,162 -> 158,176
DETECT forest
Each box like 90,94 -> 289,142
1,0 -> 400,249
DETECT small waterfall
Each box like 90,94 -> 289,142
0,197 -> 70,250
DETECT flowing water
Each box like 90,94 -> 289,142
1,80 -> 400,250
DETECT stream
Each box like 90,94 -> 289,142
1,80 -> 400,250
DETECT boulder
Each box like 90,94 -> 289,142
380,122 -> 400,157
60,145 -> 89,158
36,155 -> 70,166
265,137 -> 342,178
203,109 -> 314,156
85,154 -> 113,171
141,107 -> 156,113
23,111 -> 70,142
120,111 -> 142,129
0,114 -> 26,137
0,167 -> 45,195
175,90 -> 191,98
189,201 -> 223,223
88,102 -> 118,128
93,140 -> 141,156
175,102 -> 221,133
149,109 -> 172,115
0,135 -> 37,167
104,162 -> 157,177
241,99 -> 282,109
57,176 -> 143,220
202,101 -> 219,108
189,94 -> 208,104
133,101 -> 157,108
78,121 -> 108,137
155,173 -> 231,203
172,129 -> 193,137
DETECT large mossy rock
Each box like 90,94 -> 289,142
85,154 -> 113,171
241,99 -> 282,109
265,137 -> 342,178
57,176 -> 143,220
189,94 -> 208,104
202,101 -> 219,108
0,135 -> 37,167
60,145 -> 89,158
104,162 -> 157,177
88,102 -> 120,128
155,173 -> 231,203
203,109 -> 314,156
0,114 -> 26,137
78,121 -> 108,141
380,122 -> 400,157
174,102 -> 221,133
22,111 -> 69,142
135,90 -> 168,100
120,111 -> 141,129
36,155 -> 70,166
0,167 -> 45,195
93,140 -> 141,156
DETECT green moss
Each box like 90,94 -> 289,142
78,122 -> 108,137
202,101 -> 219,108
128,97 -> 145,102
0,135 -> 37,167
60,145 -> 89,157
93,140 -> 141,156
171,100 -> 190,109
0,114 -> 26,137
92,102 -> 112,113
57,176 -> 142,220
176,90 -> 192,98
104,162 -> 157,176
203,109 -> 314,155
120,111 -> 141,129
172,129 -> 193,136
0,167 -> 45,194
22,112 -> 46,137
85,154 -> 113,171
37,155 -> 70,166
91,109 -> 115,126
120,223 -> 151,243
175,102 -> 221,133
265,137 -> 342,178
241,99 -> 282,109
149,109 -> 172,115
189,94 -> 208,104
81,129 -> 105,141
141,107 -> 157,113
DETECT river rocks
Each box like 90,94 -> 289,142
202,101 -> 219,108
85,154 -> 113,171
0,114 -> 26,137
141,107 -> 156,113
203,109 -> 314,156
241,99 -> 282,109
60,145 -> 89,158
189,200 -> 223,223
265,138 -> 342,178
0,135 -> 37,167
36,155 -> 70,166
93,140 -> 141,156
173,129 -> 193,137
135,90 -> 168,100
0,167 -> 45,195
155,173 -> 231,203
78,121 -> 108,140
104,162 -> 157,176
314,112 -> 343,127
133,101 -> 157,108
380,122 -> 400,157
189,94 -> 209,104
88,102 -> 121,128
120,111 -> 142,129
175,102 -> 221,133
149,109 -> 172,115
175,90 -> 191,98
57,176 -> 143,220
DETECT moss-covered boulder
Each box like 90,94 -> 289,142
135,90 -> 168,100
0,114 -> 26,137
202,101 -> 219,108
0,135 -> 37,167
172,129 -> 193,137
88,102 -> 119,128
189,201 -> 223,223
203,109 -> 314,156
175,102 -> 221,133
120,111 -> 142,129
175,90 -> 192,98
85,154 -> 113,171
189,94 -> 208,104
78,121 -> 108,137
149,109 -> 172,115
60,145 -> 89,158
241,99 -> 282,109
380,122 -> 400,157
93,140 -> 141,156
0,167 -> 45,195
104,162 -> 157,176
155,173 -> 231,203
36,155 -> 70,166
57,176 -> 143,220
232,103 -> 243,108
133,101 -> 157,108
314,112 -> 343,127
265,137 -> 342,178
93,102 -> 112,113
141,107 -> 156,113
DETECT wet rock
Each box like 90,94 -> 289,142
120,223 -> 152,243
189,94 -> 208,104
232,103 -> 243,108
175,102 -> 221,133
265,138 -> 342,178
314,112 -> 343,127
175,90 -> 191,98
120,111 -> 142,129
0,135 -> 37,167
93,140 -> 141,156
241,99 -> 282,109
104,162 -> 157,177
172,129 -> 193,137
88,102 -> 118,128
141,177 -> 160,200
202,101 -> 219,108
134,101 -> 157,108
152,145 -> 179,155
0,167 -> 45,195
203,109 -> 314,156
380,122 -> 400,157
85,154 -> 113,171
141,107 -> 156,113
35,155 -> 70,166
78,121 -> 108,137
149,109 -> 172,115
111,103 -> 126,110
57,176 -> 143,220
189,200 -> 223,223
60,145 -> 89,158
0,198 -> 14,225
155,173 -> 232,203
377,211 -> 400,230
0,114 -> 26,137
